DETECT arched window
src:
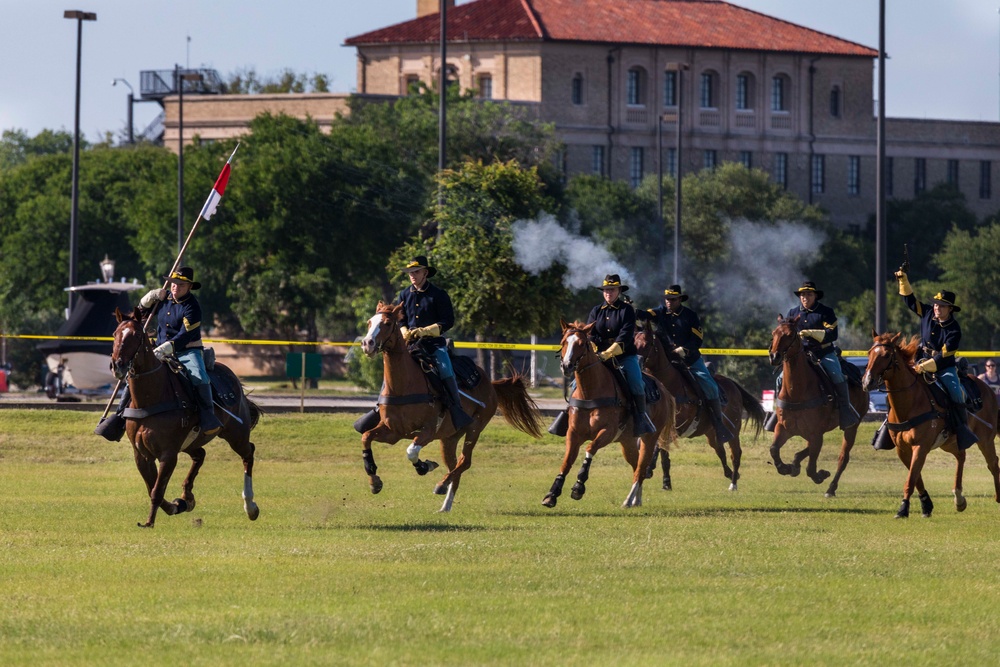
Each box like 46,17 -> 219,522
626,67 -> 647,106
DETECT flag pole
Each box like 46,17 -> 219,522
98,143 -> 240,422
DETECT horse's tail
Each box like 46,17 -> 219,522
246,396 -> 263,430
657,391 -> 678,452
732,378 -> 765,440
492,373 -> 545,439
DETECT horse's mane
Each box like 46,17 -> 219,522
877,332 -> 921,366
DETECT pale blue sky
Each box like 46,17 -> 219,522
2,0 -> 998,143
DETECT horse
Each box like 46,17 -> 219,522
634,327 -> 765,491
358,301 -> 544,512
862,331 -> 1000,518
767,314 -> 869,497
541,320 -> 676,509
110,308 -> 262,528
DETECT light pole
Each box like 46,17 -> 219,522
666,62 -> 688,285
177,68 -> 204,253
111,78 -> 134,144
437,0 -> 448,238
875,0 -> 887,333
63,9 -> 97,315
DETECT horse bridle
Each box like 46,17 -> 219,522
114,320 -> 162,379
771,324 -> 803,363
371,312 -> 402,355
560,330 -> 602,377
868,342 -> 917,392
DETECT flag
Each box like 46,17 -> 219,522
199,143 -> 239,220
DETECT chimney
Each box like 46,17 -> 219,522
418,0 -> 455,19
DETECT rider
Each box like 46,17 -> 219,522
636,285 -> 733,444
397,255 -> 472,430
894,269 -> 978,449
585,274 -> 656,436
767,281 -> 860,431
94,266 -> 223,441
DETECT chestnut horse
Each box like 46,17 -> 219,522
634,328 -> 765,491
862,332 -> 1000,518
541,320 -> 676,509
359,302 -> 544,512
110,309 -> 262,528
767,315 -> 869,497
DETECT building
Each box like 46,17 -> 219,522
165,0 -> 1000,230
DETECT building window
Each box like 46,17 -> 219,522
627,67 -> 646,106
771,75 -> 788,112
740,151 -> 752,169
886,157 -> 894,197
592,145 -> 605,176
947,159 -> 959,187
572,73 -> 584,105
477,75 -> 493,99
667,147 -> 677,178
700,72 -> 716,108
664,70 -> 677,107
703,149 -> 717,171
848,156 -> 860,195
830,86 -> 841,117
404,74 -> 421,94
811,154 -> 825,194
438,64 -> 459,88
630,147 -> 644,187
736,74 -> 749,110
981,161 -> 992,199
914,158 -> 926,195
775,152 -> 788,189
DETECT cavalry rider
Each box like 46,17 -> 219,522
586,274 -> 656,435
397,256 -> 473,430
895,269 -> 978,449
636,285 -> 733,444
775,281 -> 860,431
95,266 -> 223,441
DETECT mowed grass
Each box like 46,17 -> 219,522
2,410 -> 1000,666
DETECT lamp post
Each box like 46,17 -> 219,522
111,78 -> 134,144
177,68 -> 204,253
63,9 -> 97,315
100,254 -> 115,283
666,62 -> 688,285
875,0 -> 887,333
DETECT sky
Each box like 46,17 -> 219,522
2,0 -> 1000,143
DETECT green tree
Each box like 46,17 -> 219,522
0,128 -> 76,170
936,222 -> 1000,349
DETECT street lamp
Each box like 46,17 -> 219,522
63,9 -> 97,315
177,67 -> 204,253
665,62 -> 688,284
111,78 -> 134,144
100,254 -> 115,283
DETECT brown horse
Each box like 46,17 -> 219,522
110,309 -> 262,528
634,328 -> 764,491
767,315 -> 869,497
862,332 -> 1000,518
358,301 -> 544,512
541,320 -> 676,509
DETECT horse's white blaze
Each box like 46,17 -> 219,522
120,327 -> 133,344
406,442 -> 422,462
563,333 -> 581,367
363,314 -> 381,343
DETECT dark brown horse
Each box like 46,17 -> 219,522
767,315 -> 869,497
541,320 -> 676,509
634,328 -> 764,491
110,309 -> 262,528
862,332 -> 1000,518
359,302 -> 544,512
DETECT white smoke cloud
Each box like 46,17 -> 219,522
512,214 -> 636,292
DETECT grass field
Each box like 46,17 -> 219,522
2,409 -> 1000,666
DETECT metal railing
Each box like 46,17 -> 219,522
139,68 -> 225,100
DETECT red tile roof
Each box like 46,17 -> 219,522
345,0 -> 877,58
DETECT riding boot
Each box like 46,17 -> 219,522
195,384 -> 224,436
548,410 -> 569,436
94,385 -> 130,442
871,419 -> 894,450
442,374 -> 473,430
707,398 -> 734,444
951,404 -> 978,450
631,392 -> 656,436
763,411 -> 778,432
833,381 -> 860,430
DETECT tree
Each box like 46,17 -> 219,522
936,222 -> 1000,349
0,128 -> 76,170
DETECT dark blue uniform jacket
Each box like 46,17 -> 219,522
397,282 -> 455,334
786,301 -> 839,352
636,305 -> 704,364
586,299 -> 637,357
157,293 -> 203,351
903,293 -> 961,371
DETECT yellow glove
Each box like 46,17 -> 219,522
915,358 -> 937,374
895,271 -> 913,296
598,342 -> 623,362
798,329 -> 825,342
407,323 -> 441,341
400,326 -> 412,342
673,346 -> 687,359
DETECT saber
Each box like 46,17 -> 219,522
213,400 -> 243,425
459,389 -> 486,408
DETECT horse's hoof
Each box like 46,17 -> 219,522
570,483 -> 585,500
137,522 -> 153,528
724,469 -> 733,480
895,500 -> 910,519
662,478 -> 672,491
415,460 -> 439,476
789,464 -> 801,478
541,494 -> 557,508
173,498 -> 189,513
812,470 -> 831,485
824,490 -> 837,499
728,482 -> 737,492
245,502 -> 260,521
369,476 -> 383,494
433,482 -> 448,495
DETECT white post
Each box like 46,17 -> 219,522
300,352 -> 306,413
530,334 -> 538,388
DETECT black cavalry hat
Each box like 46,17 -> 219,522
931,290 -> 961,312
595,274 -> 629,292
793,281 -> 823,300
401,255 -> 437,278
162,266 -> 201,289
663,285 -> 688,302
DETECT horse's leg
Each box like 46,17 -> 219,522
804,433 -> 831,485
728,435 -> 743,492
433,433 -> 469,512
660,448 -> 672,490
140,450 -> 180,528
706,431 -> 735,488
952,446 -> 968,513
898,445 -> 930,519
823,427 -> 856,497
543,430 -> 588,508
361,423 -> 397,495
769,428 -> 796,476
644,447 -> 660,480
239,441 -> 259,520
177,446 -> 206,512
406,426 -> 441,477
624,434 -> 658,508
977,438 -> 1000,504
571,451 -> 595,500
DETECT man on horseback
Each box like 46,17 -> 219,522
95,266 -> 223,441
586,274 -> 656,436
771,281 -> 860,431
636,285 -> 733,444
397,256 -> 473,430
895,270 -> 978,449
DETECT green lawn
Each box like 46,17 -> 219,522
1,410 -> 999,666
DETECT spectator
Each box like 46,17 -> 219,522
978,359 -> 1000,399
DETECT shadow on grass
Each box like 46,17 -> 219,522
351,523 -> 490,533
501,506 -> 887,518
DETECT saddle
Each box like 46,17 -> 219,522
925,373 -> 983,414
607,361 -> 661,406
406,337 -> 483,392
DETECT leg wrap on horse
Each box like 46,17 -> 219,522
362,449 -> 378,476
833,381 -> 860,430
951,404 -> 979,450
707,398 -> 734,444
